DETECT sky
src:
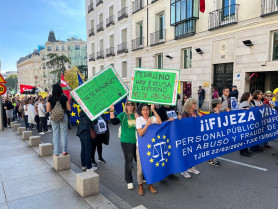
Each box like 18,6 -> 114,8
0,0 -> 86,72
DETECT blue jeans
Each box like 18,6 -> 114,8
51,114 -> 68,155
24,115 -> 29,129
199,97 -> 204,109
79,131 -> 92,169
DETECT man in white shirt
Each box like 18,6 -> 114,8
38,98 -> 51,135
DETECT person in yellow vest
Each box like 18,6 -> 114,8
273,88 -> 278,102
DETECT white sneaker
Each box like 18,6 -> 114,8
127,183 -> 134,190
47,130 -> 52,133
188,167 -> 200,175
87,166 -> 98,172
181,171 -> 191,178
39,132 -> 45,135
82,166 -> 87,172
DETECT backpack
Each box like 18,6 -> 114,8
50,101 -> 65,122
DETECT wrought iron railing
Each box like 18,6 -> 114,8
97,22 -> 104,32
261,0 -> 278,16
88,3 -> 94,13
106,16 -> 114,28
208,4 -> 239,31
150,29 -> 166,46
97,51 -> 104,59
118,7 -> 128,21
89,53 -> 95,62
151,0 -> 158,3
89,28 -> 94,37
106,47 -> 115,57
133,0 -> 144,13
96,0 -> 103,7
175,20 -> 196,39
132,37 -> 144,51
117,42 -> 128,54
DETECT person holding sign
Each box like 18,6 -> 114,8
180,98 -> 201,178
109,101 -> 138,190
136,104 -> 162,196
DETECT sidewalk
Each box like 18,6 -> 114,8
0,127 -> 118,209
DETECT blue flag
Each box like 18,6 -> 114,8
78,72 -> 83,86
138,105 -> 278,184
104,97 -> 127,120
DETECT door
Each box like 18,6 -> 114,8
249,72 -> 265,94
213,63 -> 233,95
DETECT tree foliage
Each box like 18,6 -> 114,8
46,53 -> 71,83
5,74 -> 18,92
64,66 -> 84,90
76,65 -> 88,80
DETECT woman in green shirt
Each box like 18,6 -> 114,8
110,101 -> 138,190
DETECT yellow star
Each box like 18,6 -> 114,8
167,139 -> 169,143
70,111 -> 76,117
73,103 -> 78,108
149,158 -> 154,163
168,152 -> 171,156
162,162 -> 165,167
147,144 -> 152,149
168,145 -> 171,149
147,151 -> 151,156
163,135 -> 166,139
155,162 -> 159,167
157,135 -> 160,139
76,119 -> 79,124
165,158 -> 168,162
152,138 -> 156,143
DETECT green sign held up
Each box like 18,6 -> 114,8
128,68 -> 180,105
71,65 -> 128,121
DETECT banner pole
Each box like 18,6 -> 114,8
0,95 -> 3,131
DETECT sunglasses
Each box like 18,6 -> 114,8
266,95 -> 272,98
259,94 -> 263,95
127,103 -> 134,106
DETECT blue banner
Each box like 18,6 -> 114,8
104,97 -> 126,120
138,106 -> 278,184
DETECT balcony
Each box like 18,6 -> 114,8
106,15 -> 114,28
97,22 -> 104,32
88,28 -> 95,37
175,20 -> 196,40
118,7 -> 128,21
89,53 -> 95,62
132,37 -> 144,51
88,3 -> 94,13
133,0 -> 144,14
208,4 -> 239,31
117,42 -> 128,54
97,50 -> 104,59
106,47 -> 115,57
261,0 -> 278,17
150,29 -> 166,46
96,0 -> 103,7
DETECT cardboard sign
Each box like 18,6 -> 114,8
128,68 -> 180,105
71,65 -> 128,121
38,92 -> 48,98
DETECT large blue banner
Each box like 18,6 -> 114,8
138,106 -> 278,184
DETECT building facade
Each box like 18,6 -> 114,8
86,0 -> 133,85
86,0 -> 278,110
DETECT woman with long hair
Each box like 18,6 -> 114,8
180,98 -> 201,178
46,84 -> 71,156
238,92 -> 253,157
109,101 -> 138,190
136,104 -> 162,196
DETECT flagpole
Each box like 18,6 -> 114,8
0,95 -> 3,131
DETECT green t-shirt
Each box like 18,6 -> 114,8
117,112 -> 136,144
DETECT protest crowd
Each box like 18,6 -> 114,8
2,73 -> 278,197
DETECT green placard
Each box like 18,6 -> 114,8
128,68 -> 180,105
71,65 -> 128,121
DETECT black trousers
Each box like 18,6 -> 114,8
39,117 -> 48,132
121,142 -> 136,184
79,131 -> 92,169
91,134 -> 104,160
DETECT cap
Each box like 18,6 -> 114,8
232,85 -> 237,88
265,90 -> 273,94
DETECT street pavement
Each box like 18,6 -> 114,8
18,120 -> 278,209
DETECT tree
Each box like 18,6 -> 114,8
77,65 -> 88,80
5,74 -> 18,92
64,66 -> 84,90
46,53 -> 71,83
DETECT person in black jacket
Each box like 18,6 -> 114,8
77,110 -> 98,171
230,85 -> 239,100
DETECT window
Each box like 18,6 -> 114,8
136,58 -> 142,67
62,45 -> 65,51
122,61 -> 127,78
47,46 -> 52,51
75,45 -> 80,50
170,0 -> 199,25
75,52 -> 80,57
183,48 -> 192,69
222,0 -> 236,19
273,31 -> 278,60
56,46 -> 59,51
159,14 -> 165,39
92,67 -> 95,76
68,45 -> 71,50
156,54 -> 163,69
